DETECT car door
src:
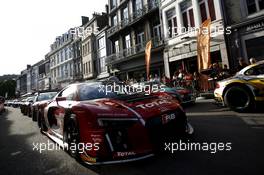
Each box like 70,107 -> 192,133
244,64 -> 264,96
51,85 -> 77,137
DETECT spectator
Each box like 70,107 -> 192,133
237,58 -> 248,72
249,57 -> 257,65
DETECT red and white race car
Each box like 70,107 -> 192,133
40,82 -> 194,165
0,96 -> 5,114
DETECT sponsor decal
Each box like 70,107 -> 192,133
136,100 -> 171,109
81,154 -> 97,163
115,151 -> 136,157
162,113 -> 176,124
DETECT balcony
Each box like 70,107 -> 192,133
107,1 -> 159,37
106,36 -> 163,65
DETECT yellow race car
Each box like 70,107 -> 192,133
214,60 -> 264,112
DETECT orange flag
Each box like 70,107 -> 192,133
145,41 -> 152,81
197,19 -> 211,72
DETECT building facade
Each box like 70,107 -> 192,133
106,0 -> 164,81
161,0 -> 229,77
49,31 -> 75,90
81,13 -> 108,80
222,0 -> 264,68
38,57 -> 51,91
95,26 -> 111,80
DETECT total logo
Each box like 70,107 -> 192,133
136,100 -> 171,109
116,151 -> 136,157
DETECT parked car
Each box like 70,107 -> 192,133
31,91 -> 58,122
214,60 -> 264,112
39,82 -> 194,165
132,81 -> 196,105
0,96 -> 5,114
20,96 -> 35,116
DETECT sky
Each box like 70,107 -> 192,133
0,0 -> 107,76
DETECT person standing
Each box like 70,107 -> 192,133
237,58 -> 248,72
249,57 -> 257,65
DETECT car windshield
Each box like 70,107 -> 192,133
37,92 -> 57,101
26,97 -> 34,101
78,82 -> 128,101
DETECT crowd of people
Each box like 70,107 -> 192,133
119,57 -> 258,93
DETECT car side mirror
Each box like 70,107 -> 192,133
56,97 -> 66,102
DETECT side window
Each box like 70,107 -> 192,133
60,86 -> 76,100
245,64 -> 264,76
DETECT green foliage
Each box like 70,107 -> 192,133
0,78 -> 17,99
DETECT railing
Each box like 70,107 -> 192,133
107,1 -> 159,36
106,36 -> 163,64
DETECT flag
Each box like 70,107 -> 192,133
197,19 -> 211,72
145,40 -> 152,81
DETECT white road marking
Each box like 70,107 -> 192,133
10,151 -> 21,156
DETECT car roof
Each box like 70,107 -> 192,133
238,60 -> 264,75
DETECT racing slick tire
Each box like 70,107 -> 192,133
224,86 -> 255,112
64,114 -> 81,160
39,112 -> 48,133
32,110 -> 37,122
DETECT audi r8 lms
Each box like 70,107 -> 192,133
214,60 -> 264,112
132,81 -> 196,105
0,96 -> 5,114
39,82 -> 194,165
31,91 -> 58,122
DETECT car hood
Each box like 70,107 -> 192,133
79,93 -> 183,121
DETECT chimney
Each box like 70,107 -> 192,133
105,5 -> 109,14
81,16 -> 89,25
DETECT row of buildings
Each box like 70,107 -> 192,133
16,0 -> 264,95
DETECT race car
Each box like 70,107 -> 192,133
0,96 -> 5,114
214,60 -> 264,112
40,82 -> 194,165
132,81 -> 196,105
31,91 -> 58,122
20,96 -> 35,116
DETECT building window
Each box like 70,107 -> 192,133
125,34 -> 131,49
122,7 -> 129,20
100,57 -> 106,73
137,32 -> 145,44
87,41 -> 90,53
88,61 -> 91,73
98,37 -> 105,50
246,0 -> 264,14
112,15 -> 118,26
60,50 -> 64,62
166,8 -> 177,37
114,40 -> 119,53
153,24 -> 161,41
134,0 -> 143,12
199,0 -> 216,22
110,0 -> 117,9
65,48 -> 68,60
180,0 -> 195,30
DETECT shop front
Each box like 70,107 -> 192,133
229,17 -> 264,67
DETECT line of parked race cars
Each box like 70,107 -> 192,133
4,80 -> 196,165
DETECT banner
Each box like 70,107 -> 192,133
197,19 -> 211,72
145,40 -> 152,81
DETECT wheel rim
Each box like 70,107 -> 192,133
67,121 -> 79,154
